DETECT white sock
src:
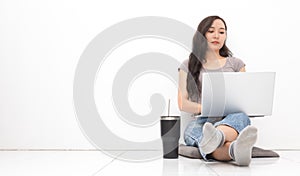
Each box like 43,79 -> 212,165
199,122 -> 225,154
229,126 -> 258,166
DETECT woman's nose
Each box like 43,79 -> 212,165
213,32 -> 219,38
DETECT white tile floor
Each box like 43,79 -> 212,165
0,150 -> 299,176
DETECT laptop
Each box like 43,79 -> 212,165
196,72 -> 276,117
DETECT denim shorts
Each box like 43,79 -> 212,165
183,112 -> 251,160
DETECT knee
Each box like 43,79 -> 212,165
183,127 -> 195,146
235,112 -> 251,126
184,134 -> 197,146
183,126 -> 201,147
226,112 -> 251,126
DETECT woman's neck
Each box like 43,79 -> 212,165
203,50 -> 227,70
205,50 -> 224,61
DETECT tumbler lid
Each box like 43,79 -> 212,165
160,116 -> 180,120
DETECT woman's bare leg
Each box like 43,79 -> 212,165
211,142 -> 232,161
210,125 -> 238,161
216,125 -> 238,142
212,126 -> 258,166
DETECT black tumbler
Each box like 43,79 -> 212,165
160,116 -> 180,159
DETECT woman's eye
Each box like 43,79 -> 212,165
220,32 -> 225,34
208,30 -> 214,33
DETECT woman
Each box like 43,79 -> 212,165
178,16 -> 257,166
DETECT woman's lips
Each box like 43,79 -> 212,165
212,41 -> 219,44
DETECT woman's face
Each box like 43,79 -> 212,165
205,19 -> 227,52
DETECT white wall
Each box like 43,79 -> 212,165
0,0 -> 299,150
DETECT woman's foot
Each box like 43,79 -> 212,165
229,126 -> 258,166
199,122 -> 225,154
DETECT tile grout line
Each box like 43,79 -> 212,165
90,151 -> 127,176
278,154 -> 300,164
0,149 -> 161,151
1,149 -> 299,151
204,163 -> 221,176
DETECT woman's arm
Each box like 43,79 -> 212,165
178,69 -> 202,114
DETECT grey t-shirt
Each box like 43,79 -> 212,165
178,57 -> 245,103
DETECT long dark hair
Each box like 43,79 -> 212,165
187,16 -> 232,100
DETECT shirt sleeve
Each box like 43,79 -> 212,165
233,57 -> 246,72
178,59 -> 189,72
